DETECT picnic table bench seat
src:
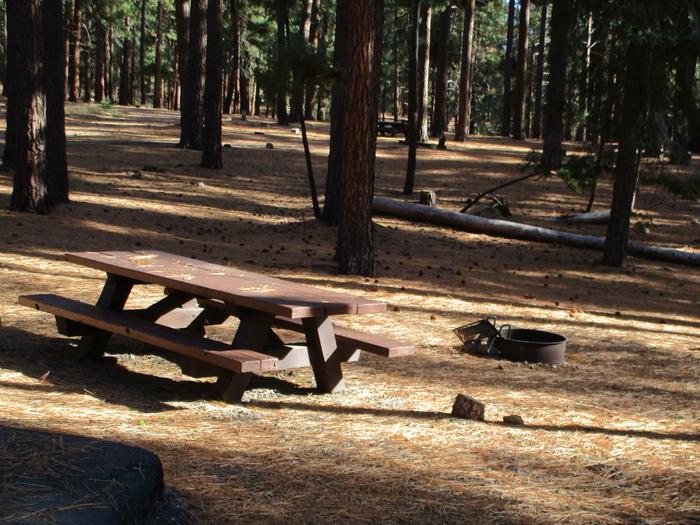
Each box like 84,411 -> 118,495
18,294 -> 278,374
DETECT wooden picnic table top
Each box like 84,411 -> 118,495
66,250 -> 387,319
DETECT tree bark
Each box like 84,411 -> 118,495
82,16 -> 91,102
500,0 -> 515,136
276,0 -> 289,125
289,0 -> 312,122
512,0 -> 530,140
531,0 -> 547,139
575,13 -> 593,142
140,0 -> 147,105
304,0 -> 321,120
43,0 -> 69,204
392,1 -> 400,121
176,0 -> 190,144
337,0 -> 384,276
118,18 -> 131,105
403,0 -> 420,194
671,47 -> 697,165
11,0 -> 50,213
323,0 -> 349,225
430,7 -> 453,138
223,0 -> 239,114
2,0 -> 18,168
153,0 -> 164,108
602,39 -> 651,267
542,0 -> 572,171
68,0 -> 81,102
416,3 -> 431,143
106,24 -> 114,101
201,0 -> 223,169
181,0 -> 206,148
454,0 -> 476,142
95,19 -> 105,103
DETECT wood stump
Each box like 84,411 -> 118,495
419,190 -> 437,207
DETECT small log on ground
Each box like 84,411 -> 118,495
451,393 -> 485,421
372,197 -> 700,267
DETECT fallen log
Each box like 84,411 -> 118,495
373,196 -> 700,267
552,210 -> 610,224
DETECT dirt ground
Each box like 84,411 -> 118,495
1,104 -> 699,524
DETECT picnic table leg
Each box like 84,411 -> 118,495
302,316 -> 345,393
76,274 -> 134,359
214,309 -> 274,403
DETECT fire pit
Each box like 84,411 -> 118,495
454,318 -> 567,365
495,326 -> 567,365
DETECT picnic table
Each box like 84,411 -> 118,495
19,251 -> 414,402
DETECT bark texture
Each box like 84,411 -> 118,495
532,0 -> 547,139
603,39 -> 651,267
181,0 -> 206,148
454,0 -> 476,141
430,7 -> 453,138
542,0 -> 572,170
153,0 -> 164,108
512,0 -> 530,140
501,0 -> 515,136
175,0 -> 190,143
416,3 -> 431,143
337,0 -> 384,276
201,0 -> 223,168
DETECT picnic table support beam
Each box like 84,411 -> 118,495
303,316 -> 345,393
214,307 -> 275,402
76,274 -> 134,359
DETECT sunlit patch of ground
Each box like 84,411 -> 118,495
0,103 -> 698,524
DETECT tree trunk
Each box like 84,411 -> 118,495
181,0 -> 206,148
454,0 -> 476,142
223,0 -> 239,115
201,0 -> 223,168
130,31 -> 137,104
240,68 -> 249,118
153,0 -> 164,108
106,24 -> 114,101
323,0 -> 349,225
94,19 -> 105,103
430,7 -> 452,138
645,51 -> 668,157
290,0 -> 312,122
501,0 -> 515,136
374,197 -> 700,267
304,0 -> 321,120
82,17 -> 91,102
392,2 -> 399,121
176,0 -> 190,144
575,13 -> 593,142
416,3 -> 431,143
512,0 -> 530,140
671,48 -> 697,165
140,0 -> 147,105
276,1 -> 289,125
403,0 -> 420,195
43,0 -> 69,204
119,18 -> 131,105
254,79 -> 261,115
531,0 -> 547,139
11,0 -> 50,213
588,7 -> 608,145
1,4 -> 7,96
68,0 -> 81,102
2,0 -> 18,168
337,0 -> 384,276
542,0 -> 572,170
602,39 -> 651,267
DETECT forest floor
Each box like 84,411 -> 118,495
0,103 -> 699,524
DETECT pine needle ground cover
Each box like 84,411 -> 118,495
0,106 -> 698,524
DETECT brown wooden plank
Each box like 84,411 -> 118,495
65,251 -> 387,318
199,297 -> 414,358
18,294 -> 278,374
